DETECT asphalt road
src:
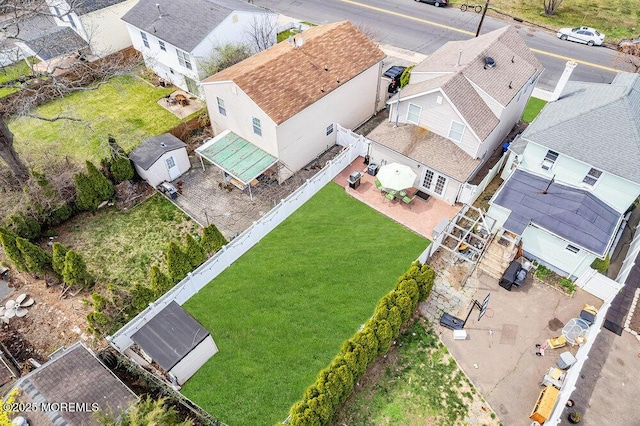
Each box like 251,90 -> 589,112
264,0 -> 636,90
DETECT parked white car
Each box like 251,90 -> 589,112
556,26 -> 605,46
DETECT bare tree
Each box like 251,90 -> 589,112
198,43 -> 252,79
244,15 -> 277,52
543,0 -> 564,15
0,0 -> 139,187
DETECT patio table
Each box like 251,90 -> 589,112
562,317 -> 589,345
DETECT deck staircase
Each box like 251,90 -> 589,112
477,229 -> 520,280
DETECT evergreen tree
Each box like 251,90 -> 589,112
200,223 -> 227,254
51,242 -> 68,276
184,234 -> 207,269
16,237 -> 51,274
149,265 -> 173,296
8,212 -> 41,240
96,396 -> 192,426
0,226 -> 27,271
107,136 -> 134,183
74,171 -> 100,211
62,249 -> 93,288
86,160 -> 114,202
165,241 -> 190,283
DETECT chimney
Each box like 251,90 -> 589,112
456,49 -> 462,67
551,61 -> 577,101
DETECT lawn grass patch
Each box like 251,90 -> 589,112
522,97 -> 547,123
9,75 -> 181,165
54,194 -> 198,286
485,0 -> 638,40
0,58 -> 38,98
182,183 -> 429,426
334,320 -> 496,425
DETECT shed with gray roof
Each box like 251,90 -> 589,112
129,133 -> 191,187
510,73 -> 640,185
131,301 -> 218,385
493,169 -> 621,256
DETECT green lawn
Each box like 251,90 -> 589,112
182,183 -> 430,426
9,75 -> 181,165
54,194 -> 199,286
484,0 -> 638,40
522,97 -> 547,123
0,58 -> 38,98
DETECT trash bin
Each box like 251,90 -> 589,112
367,163 -> 379,176
347,172 -> 362,189
160,181 -> 179,200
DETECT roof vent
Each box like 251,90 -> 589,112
484,57 -> 495,69
160,142 -> 166,147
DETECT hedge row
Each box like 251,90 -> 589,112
282,261 -> 436,426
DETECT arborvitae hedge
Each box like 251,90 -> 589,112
0,227 -> 27,271
86,160 -> 114,202
51,242 -> 68,276
201,223 -> 227,254
8,212 -> 41,240
16,237 -> 51,275
62,249 -> 93,289
286,261 -> 436,426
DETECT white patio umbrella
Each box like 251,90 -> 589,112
376,163 -> 417,191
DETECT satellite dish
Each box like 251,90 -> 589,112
294,35 -> 305,48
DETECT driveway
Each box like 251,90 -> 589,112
438,270 -> 601,425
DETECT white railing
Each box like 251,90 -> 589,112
616,223 -> 640,284
457,152 -> 507,205
108,140 -> 365,352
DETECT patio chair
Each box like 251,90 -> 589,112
385,192 -> 395,202
375,178 -> 383,190
401,195 -> 415,205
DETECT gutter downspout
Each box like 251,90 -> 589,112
374,60 -> 383,115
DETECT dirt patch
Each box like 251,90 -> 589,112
0,267 -> 93,358
548,317 -> 565,332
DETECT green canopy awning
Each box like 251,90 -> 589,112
195,130 -> 277,185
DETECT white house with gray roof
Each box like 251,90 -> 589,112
121,0 -> 276,96
488,72 -> 640,278
46,0 -> 137,57
367,26 -> 542,205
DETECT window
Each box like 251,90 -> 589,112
158,40 -> 166,51
541,150 -> 559,170
448,121 -> 465,143
53,6 -> 61,17
165,157 -> 175,169
423,169 -> 434,189
566,244 -> 580,254
176,49 -> 192,70
407,103 -> 421,124
435,175 -> 446,195
217,97 -> 226,116
326,123 -> 334,136
140,31 -> 149,48
583,168 -> 602,186
252,117 -> 262,136
68,14 -> 76,29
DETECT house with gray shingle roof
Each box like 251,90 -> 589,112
46,0 -> 137,57
200,21 -> 386,183
6,342 -> 137,426
487,72 -> 640,278
121,0 -> 276,96
367,26 -> 543,205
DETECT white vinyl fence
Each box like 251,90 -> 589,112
457,152 -> 507,205
108,137 -> 366,353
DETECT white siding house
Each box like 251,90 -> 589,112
46,0 -> 136,57
122,0 -> 277,96
367,26 -> 543,205
201,21 -> 386,182
488,72 -> 640,277
129,133 -> 191,187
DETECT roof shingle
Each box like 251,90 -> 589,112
204,21 -> 386,125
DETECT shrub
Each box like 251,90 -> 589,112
165,241 -> 191,283
86,160 -> 114,202
16,237 -> 51,274
0,226 -> 27,271
535,265 -> 552,280
130,283 -> 156,312
559,278 -> 576,294
107,136 -> 134,183
74,171 -> 100,211
48,203 -> 73,227
185,234 -> 207,269
200,223 -> 227,254
373,319 -> 393,355
51,242 -> 68,276
62,249 -> 94,288
591,255 -> 610,274
7,212 -> 41,240
149,265 -> 173,297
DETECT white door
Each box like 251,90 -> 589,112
420,168 -> 448,198
166,156 -> 180,180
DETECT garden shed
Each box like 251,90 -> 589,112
129,133 -> 190,187
131,301 -> 218,385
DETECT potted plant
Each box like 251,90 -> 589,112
568,411 -> 582,424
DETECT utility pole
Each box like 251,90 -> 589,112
475,0 -> 490,37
